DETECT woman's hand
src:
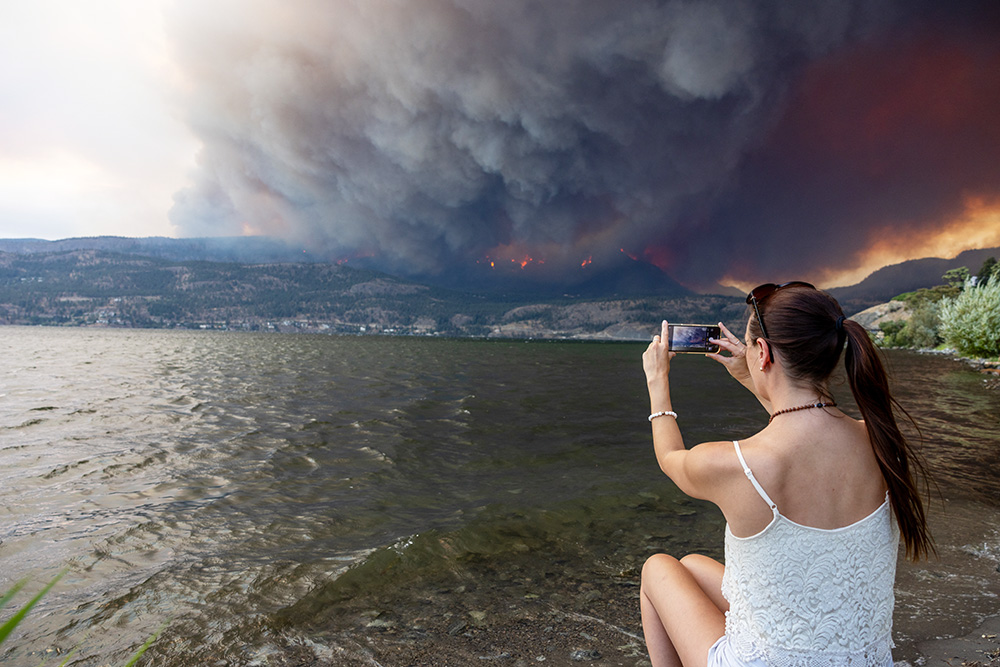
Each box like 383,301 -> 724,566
643,320 -> 675,402
706,322 -> 754,390
643,321 -> 684,469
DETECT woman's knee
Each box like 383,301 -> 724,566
679,553 -> 727,612
641,553 -> 680,595
680,553 -> 714,572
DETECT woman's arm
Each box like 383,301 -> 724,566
643,321 -> 745,502
643,320 -> 684,474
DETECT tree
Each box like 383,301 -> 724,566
939,276 -> 1000,358
976,257 -> 998,285
942,266 -> 970,290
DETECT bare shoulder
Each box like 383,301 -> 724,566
731,417 -> 886,528
686,440 -> 743,474
664,439 -> 746,502
716,431 -> 803,494
729,432 -> 782,466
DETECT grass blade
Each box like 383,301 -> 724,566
0,570 -> 68,646
120,620 -> 169,667
1,579 -> 30,611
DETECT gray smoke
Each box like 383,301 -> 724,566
166,0 -> 903,284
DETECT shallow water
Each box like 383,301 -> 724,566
0,327 -> 998,664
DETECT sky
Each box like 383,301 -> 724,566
1,0 -> 999,291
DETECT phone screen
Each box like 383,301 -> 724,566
667,324 -> 721,353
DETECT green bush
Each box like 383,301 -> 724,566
939,276 -> 1000,358
878,319 -> 907,347
877,301 -> 941,349
899,300 -> 942,349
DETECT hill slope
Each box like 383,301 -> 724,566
0,249 -> 742,338
829,246 -> 1000,311
2,237 -> 997,333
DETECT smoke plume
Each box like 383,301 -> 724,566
166,0 -> 1000,290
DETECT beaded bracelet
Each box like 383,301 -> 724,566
648,410 -> 678,422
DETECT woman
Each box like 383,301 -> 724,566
640,282 -> 932,667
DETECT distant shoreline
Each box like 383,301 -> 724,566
910,347 -> 1000,389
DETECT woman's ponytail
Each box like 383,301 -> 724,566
842,319 -> 935,560
751,286 -> 934,559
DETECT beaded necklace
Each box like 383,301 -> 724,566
768,401 -> 837,424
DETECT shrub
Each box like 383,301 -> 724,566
877,300 -> 941,349
878,319 -> 907,347
939,276 -> 1000,358
899,300 -> 942,349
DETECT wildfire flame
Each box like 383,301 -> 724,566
477,247 -> 546,270
477,243 -> 629,273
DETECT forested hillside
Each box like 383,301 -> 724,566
0,250 -> 744,339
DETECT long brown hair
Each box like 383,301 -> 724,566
748,286 -> 935,560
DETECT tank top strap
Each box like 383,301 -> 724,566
732,440 -> 779,515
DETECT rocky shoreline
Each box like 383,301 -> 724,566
910,348 -> 1000,390
955,356 -> 1000,390
258,576 -> 1000,667
849,301 -> 999,390
219,517 -> 1000,667
258,575 -> 999,667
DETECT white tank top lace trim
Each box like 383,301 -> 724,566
721,440 -> 899,667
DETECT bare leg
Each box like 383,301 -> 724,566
680,554 -> 728,613
641,554 -> 726,667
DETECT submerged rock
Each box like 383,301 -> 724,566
569,648 -> 602,660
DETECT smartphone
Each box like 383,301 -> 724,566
667,324 -> 721,354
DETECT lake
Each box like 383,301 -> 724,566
1,327 -> 998,665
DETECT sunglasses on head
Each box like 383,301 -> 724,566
745,281 -> 815,339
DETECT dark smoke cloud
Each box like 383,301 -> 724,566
166,0 -> 999,289
668,7 -> 1000,287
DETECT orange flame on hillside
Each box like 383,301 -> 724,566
476,242 -> 639,273
477,251 -> 544,270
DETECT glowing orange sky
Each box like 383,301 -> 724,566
705,21 -> 1000,292
819,198 -> 1000,289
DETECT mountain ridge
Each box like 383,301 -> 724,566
0,247 -> 740,338
827,246 -> 1000,312
5,235 -> 996,300
1,237 -> 996,337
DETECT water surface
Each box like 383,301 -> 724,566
1,328 -> 998,664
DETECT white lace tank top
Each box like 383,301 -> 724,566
721,441 -> 899,667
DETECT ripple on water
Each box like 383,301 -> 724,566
0,333 -> 997,666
